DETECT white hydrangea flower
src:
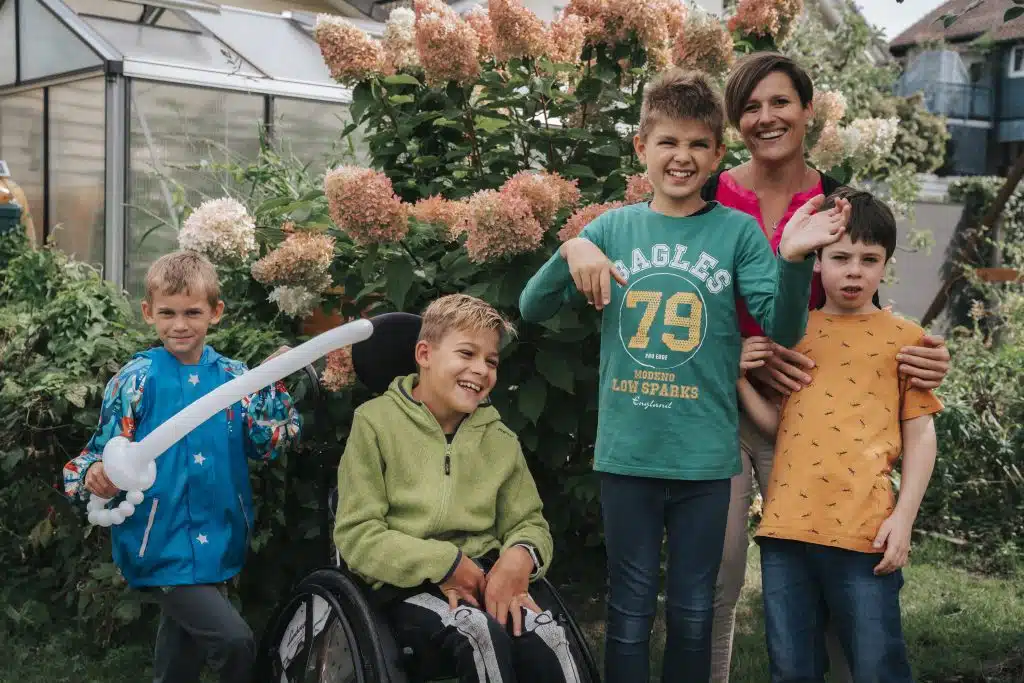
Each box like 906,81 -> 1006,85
178,197 -> 257,263
384,7 -> 419,70
268,286 -> 319,318
845,117 -> 900,169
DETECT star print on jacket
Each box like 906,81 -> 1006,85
756,310 -> 943,553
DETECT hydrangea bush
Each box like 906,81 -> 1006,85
168,0 -> 946,548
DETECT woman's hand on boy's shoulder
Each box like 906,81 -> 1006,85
560,237 -> 626,310
897,334 -> 950,390
750,342 -> 815,395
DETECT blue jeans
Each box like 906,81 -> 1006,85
600,473 -> 731,683
760,538 -> 913,683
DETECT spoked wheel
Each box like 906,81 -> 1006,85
257,569 -> 387,683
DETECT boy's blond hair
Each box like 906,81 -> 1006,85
638,68 -> 725,145
418,294 -> 516,346
145,251 -> 221,307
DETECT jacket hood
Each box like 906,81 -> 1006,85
385,373 -> 501,433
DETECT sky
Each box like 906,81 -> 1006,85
853,0 -> 950,40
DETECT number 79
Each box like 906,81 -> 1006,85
626,290 -> 703,353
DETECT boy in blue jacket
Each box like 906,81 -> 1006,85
63,250 -> 301,683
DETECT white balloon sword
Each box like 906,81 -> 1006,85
86,318 -> 374,527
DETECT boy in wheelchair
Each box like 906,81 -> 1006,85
333,294 -> 581,683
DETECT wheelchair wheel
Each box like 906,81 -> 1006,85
533,578 -> 602,683
257,569 -> 387,683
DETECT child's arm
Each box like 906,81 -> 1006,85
333,412 -> 464,588
737,196 -> 850,348
241,378 -> 301,461
62,359 -> 148,502
872,413 -> 937,575
484,436 -> 554,631
519,217 -> 617,322
492,438 -> 554,579
737,376 -> 780,437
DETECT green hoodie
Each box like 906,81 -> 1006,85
333,373 -> 554,590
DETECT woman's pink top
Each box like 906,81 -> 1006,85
714,170 -> 826,338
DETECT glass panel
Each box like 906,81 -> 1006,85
19,0 -> 103,81
187,9 -> 333,83
83,16 -> 260,75
272,98 -> 366,173
0,90 -> 45,245
0,0 -> 16,85
49,77 -> 105,267
126,81 -> 264,298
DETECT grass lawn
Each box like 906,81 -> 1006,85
4,540 -> 1022,682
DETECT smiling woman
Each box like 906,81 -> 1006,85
705,51 -> 952,683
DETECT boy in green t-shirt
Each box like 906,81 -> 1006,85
518,68 -> 850,683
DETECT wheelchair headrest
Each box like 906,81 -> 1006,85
351,312 -> 422,395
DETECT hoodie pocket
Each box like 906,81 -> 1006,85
138,498 -> 159,559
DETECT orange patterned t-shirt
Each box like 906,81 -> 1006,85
755,309 -> 943,553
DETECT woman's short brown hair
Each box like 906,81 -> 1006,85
724,52 -> 814,129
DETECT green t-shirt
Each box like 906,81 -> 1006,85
519,201 -> 814,480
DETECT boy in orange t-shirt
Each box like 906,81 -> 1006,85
737,188 -> 942,683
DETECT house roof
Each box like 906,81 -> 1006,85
890,0 -> 1024,51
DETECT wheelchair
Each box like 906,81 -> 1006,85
255,312 -> 602,683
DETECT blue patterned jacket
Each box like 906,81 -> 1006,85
63,345 -> 301,587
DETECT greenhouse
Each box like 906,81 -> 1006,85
0,0 -> 375,296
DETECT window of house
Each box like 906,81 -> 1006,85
1009,45 -> 1024,77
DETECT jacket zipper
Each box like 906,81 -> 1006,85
238,494 -> 251,546
444,442 -> 451,475
139,498 -> 159,558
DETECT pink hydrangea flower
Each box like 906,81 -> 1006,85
813,90 -> 847,126
624,174 -> 653,204
324,166 -> 410,245
548,13 -> 590,64
728,0 -> 803,44
808,123 -> 845,171
415,6 -> 481,84
500,170 -> 581,227
488,0 -> 551,61
314,15 -> 387,84
411,195 -> 472,239
673,10 -> 734,77
322,346 -> 356,391
558,201 -> 624,241
464,6 -> 495,60
250,231 -> 336,292
463,189 -> 544,262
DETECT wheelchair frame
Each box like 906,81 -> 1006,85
254,315 -> 601,683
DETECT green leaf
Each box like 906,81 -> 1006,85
1005,6 -> 1024,20
389,94 -> 416,105
255,196 -> 295,215
350,81 -> 373,123
113,600 -> 142,624
592,144 -> 621,157
563,164 -> 596,179
384,258 -> 415,311
474,116 -> 511,133
384,73 -> 421,86
536,350 -> 575,394
517,376 -> 547,424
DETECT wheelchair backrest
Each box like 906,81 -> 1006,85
351,312 -> 423,395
